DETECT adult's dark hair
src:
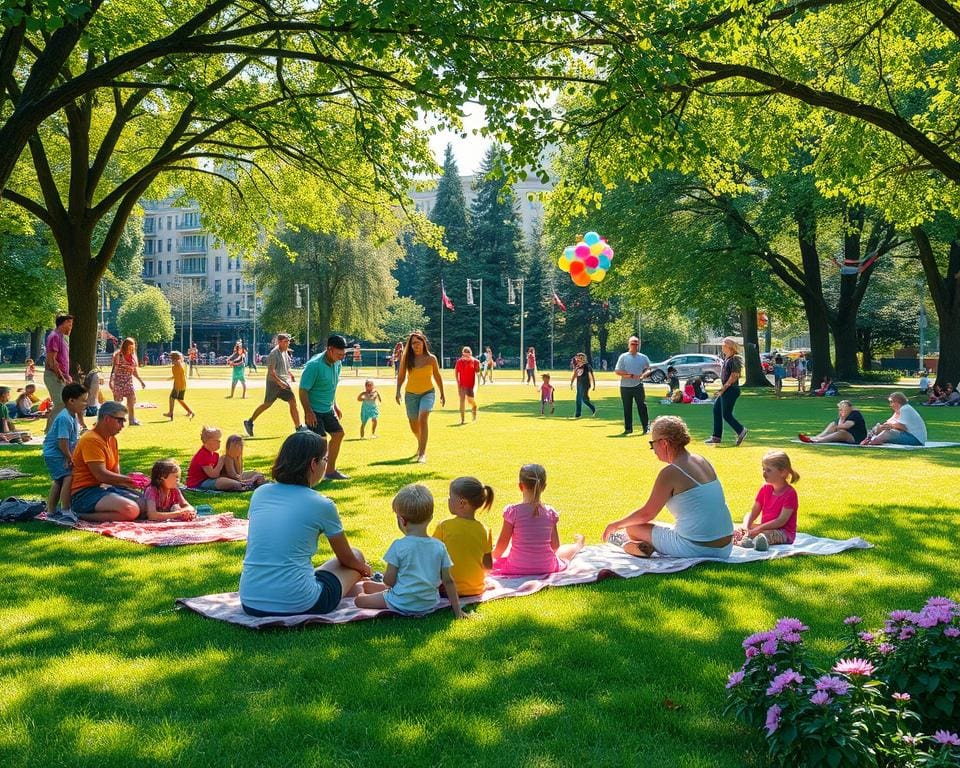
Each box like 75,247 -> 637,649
271,431 -> 328,485
55,314 -> 74,327
61,383 -> 88,403
402,330 -> 431,370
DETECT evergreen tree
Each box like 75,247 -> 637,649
467,145 -> 524,359
523,219 -> 556,363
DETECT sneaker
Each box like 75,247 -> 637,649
798,433 -> 813,443
621,430 -> 633,436
704,437 -> 721,445
243,419 -> 254,437
739,537 -> 755,549
754,534 -> 769,552
736,429 -> 748,447
372,571 -> 384,583
607,531 -> 628,547
324,471 -> 350,481
58,508 -> 79,525
417,455 -> 427,464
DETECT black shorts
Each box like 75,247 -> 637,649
264,385 -> 295,404
242,569 -> 343,617
458,385 -> 475,398
170,388 -> 186,401
306,410 -> 343,437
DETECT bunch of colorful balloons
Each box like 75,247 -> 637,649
557,231 -> 614,287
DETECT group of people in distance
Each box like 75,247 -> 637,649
799,392 -> 927,447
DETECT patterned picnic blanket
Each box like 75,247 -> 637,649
39,511 -> 247,546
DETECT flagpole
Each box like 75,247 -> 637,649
551,292 -> 555,370
479,279 -> 483,362
519,279 -> 524,382
440,281 -> 444,369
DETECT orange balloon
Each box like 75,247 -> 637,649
569,259 -> 586,276
572,271 -> 592,287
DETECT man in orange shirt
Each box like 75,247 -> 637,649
71,401 -> 143,521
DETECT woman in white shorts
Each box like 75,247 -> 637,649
602,415 -> 733,559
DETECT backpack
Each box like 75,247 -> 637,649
0,497 -> 45,522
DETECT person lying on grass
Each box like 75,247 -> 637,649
602,415 -> 734,560
239,431 -> 371,617
186,426 -> 250,491
143,460 -> 197,522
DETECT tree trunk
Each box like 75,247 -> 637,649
65,277 -> 101,377
858,327 -> 874,371
832,311 -> 861,380
740,304 -> 770,386
803,294 -> 834,383
30,326 -> 44,361
913,226 -> 960,387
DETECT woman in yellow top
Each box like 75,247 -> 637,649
395,331 -> 445,463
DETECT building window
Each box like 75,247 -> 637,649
214,280 -> 221,293
227,304 -> 232,317
167,238 -> 172,252
157,240 -> 162,253
234,278 -> 240,293
200,279 -> 206,291
157,217 -> 162,231
215,255 -> 221,271
158,261 -> 163,275
235,301 -> 240,316
167,216 -> 173,229
227,281 -> 232,294
167,260 -> 172,274
179,235 -> 207,252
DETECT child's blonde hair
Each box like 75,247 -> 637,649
225,434 -> 243,452
200,426 -> 222,443
450,476 -> 495,512
393,483 -> 434,524
519,463 -> 548,516
762,450 -> 799,484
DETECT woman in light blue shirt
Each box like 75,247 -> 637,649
239,431 -> 372,616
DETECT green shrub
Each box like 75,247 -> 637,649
857,370 -> 904,384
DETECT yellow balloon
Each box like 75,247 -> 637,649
557,255 -> 572,272
589,268 -> 606,282
589,241 -> 605,256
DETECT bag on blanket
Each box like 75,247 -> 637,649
0,497 -> 45,522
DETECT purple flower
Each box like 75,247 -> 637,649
743,630 -> 776,649
745,646 -> 759,659
833,658 -> 876,677
775,617 -> 808,634
916,606 -> 953,628
892,692 -> 911,702
843,616 -> 863,626
765,704 -> 782,735
810,690 -> 832,706
888,610 -> 914,623
944,627 -> 960,638
766,669 -> 804,696
779,631 -> 803,644
761,639 -> 779,656
726,670 -> 745,688
933,730 -> 960,746
899,626 -> 916,641
878,642 -> 896,655
815,675 -> 851,696
925,596 -> 957,610
858,631 -> 875,642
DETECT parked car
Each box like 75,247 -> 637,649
645,353 -> 722,383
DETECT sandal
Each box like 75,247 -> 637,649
623,540 -> 654,558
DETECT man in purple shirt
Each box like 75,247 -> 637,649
44,314 -> 74,429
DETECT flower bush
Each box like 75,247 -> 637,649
724,597 -> 960,767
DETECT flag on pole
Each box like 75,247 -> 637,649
552,291 -> 567,311
442,281 -> 455,311
507,279 -> 516,305
466,279 -> 475,306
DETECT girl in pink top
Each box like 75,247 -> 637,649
143,459 -> 196,521
492,463 -> 584,576
734,450 -> 799,550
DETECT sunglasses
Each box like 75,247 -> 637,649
649,438 -> 662,449
110,416 -> 126,424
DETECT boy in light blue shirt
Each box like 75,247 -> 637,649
355,484 -> 468,618
41,382 -> 87,519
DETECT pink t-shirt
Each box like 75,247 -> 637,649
45,330 -> 71,381
492,502 -> 566,576
143,485 -> 187,512
187,446 -> 218,488
540,383 -> 554,401
755,484 -> 798,543
526,352 -> 536,369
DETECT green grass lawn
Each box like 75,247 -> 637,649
1,370 -> 958,768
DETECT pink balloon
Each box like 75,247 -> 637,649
574,243 -> 590,259
604,247 -> 614,259
585,254 -> 599,268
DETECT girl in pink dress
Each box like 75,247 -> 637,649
110,337 -> 146,425
491,463 -> 584,576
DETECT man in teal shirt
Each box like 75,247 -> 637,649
299,335 -> 349,480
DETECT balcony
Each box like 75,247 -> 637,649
178,214 -> 203,231
179,257 -> 207,276
178,236 -> 207,255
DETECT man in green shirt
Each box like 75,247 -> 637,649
299,335 -> 348,480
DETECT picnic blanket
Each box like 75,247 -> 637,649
791,439 -> 960,450
0,467 -> 30,480
38,511 -> 247,546
0,436 -> 43,447
176,533 -> 871,629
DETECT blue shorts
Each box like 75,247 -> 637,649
885,430 -> 923,446
242,569 -> 343,617
43,453 -> 72,481
651,523 -> 733,560
72,485 -> 141,515
189,478 -> 219,491
404,389 -> 436,420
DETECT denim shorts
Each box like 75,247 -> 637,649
189,478 -> 219,491
242,569 -> 343,617
885,430 -> 923,446
652,523 -> 733,560
72,485 -> 141,515
404,389 -> 436,420
43,453 -> 72,481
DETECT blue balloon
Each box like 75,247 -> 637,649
598,255 -> 611,270
564,245 -> 576,259
584,231 -> 601,246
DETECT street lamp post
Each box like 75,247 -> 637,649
295,283 -> 311,360
507,278 -> 524,379
467,278 -> 483,357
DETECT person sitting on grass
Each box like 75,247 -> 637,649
143,459 -> 197,521
220,435 -> 267,489
733,450 -> 800,551
799,400 -> 867,445
70,401 -> 143,522
13,384 -> 42,419
602,415 -> 734,560
186,426 -> 248,491
354,484 -> 468,618
922,383 -> 944,406
433,477 -> 495,598
41,382 -> 87,520
239,431 -> 372,617
929,382 -> 959,406
0,387 -> 32,443
861,392 -> 927,446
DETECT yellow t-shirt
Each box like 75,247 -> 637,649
172,361 -> 187,390
71,429 -> 119,492
405,364 -> 434,395
432,516 -> 492,596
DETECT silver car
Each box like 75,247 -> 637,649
646,353 -> 722,384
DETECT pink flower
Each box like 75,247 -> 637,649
766,669 -> 803,696
933,730 -> 960,746
726,670 -> 745,688
810,690 -> 832,706
892,692 -> 911,702
843,616 -> 863,625
944,627 -> 960,638
743,630 -> 776,649
833,658 -> 876,677
878,643 -> 896,655
888,610 -> 914,623
775,617 -> 808,634
815,675 -> 851,696
858,631 -> 875,642
779,631 -> 802,644
765,704 -> 782,735
761,639 -> 779,656
745,646 -> 759,658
